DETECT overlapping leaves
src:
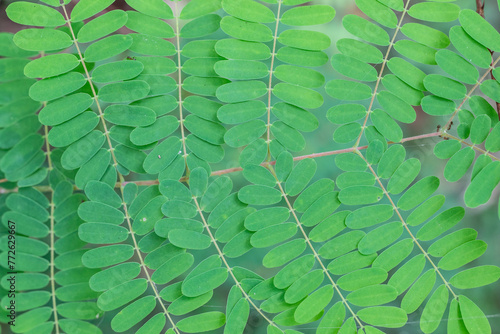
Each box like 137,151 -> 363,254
0,0 -> 499,333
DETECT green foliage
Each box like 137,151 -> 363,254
0,0 -> 499,333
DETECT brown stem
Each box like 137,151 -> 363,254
1,132 -> 444,194
476,0 -> 500,119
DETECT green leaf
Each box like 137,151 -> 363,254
92,60 -> 144,83
89,262 -> 140,291
470,115 -> 491,145
162,200 -> 197,219
104,105 -> 155,127
433,140 -> 461,160
181,0 -> 221,19
301,191 -> 341,227
111,296 -> 156,332
326,79 -> 372,101
459,295 -> 491,334
450,265 -> 500,289
285,159 -> 316,196
435,49 -> 479,85
125,0 -> 173,19
438,240 -> 487,270
387,158 -> 421,194
398,176 -> 440,211
78,223 -> 128,244
189,167 -> 208,198
278,30 -> 330,51
169,230 -> 211,250
77,10 -> 128,43
84,34 -> 133,63
274,255 -> 315,289
420,285 -> 449,333
273,83 -> 323,109
215,60 -> 268,80
377,91 -> 416,123
276,47 -> 328,67
317,302 -> 345,334
401,269 -> 436,313
328,104 -> 367,124
97,278 -> 147,311
242,165 -> 276,187
263,239 -> 306,268
7,2 -> 66,27
309,210 -> 348,243
152,253 -> 194,284
347,284 -> 398,307
281,5 -> 335,26
370,109 -> 402,142
407,195 -> 445,226
401,23 -> 449,49
356,0 -> 397,28
444,148 -> 475,182
180,14 -> 221,39
82,244 -> 134,268
343,14 -> 390,46
71,0 -> 114,22
220,16 -> 272,42
182,268 -> 228,297
465,161 -> 500,207
177,312 -> 226,333
30,72 -> 86,102
408,2 -> 460,22
24,54 -> 79,78
387,57 -> 426,90
449,26 -> 491,69
428,228 -> 477,258
338,267 -> 388,292
238,185 -> 282,205
222,0 -> 275,23
459,9 -> 500,52
424,74 -> 466,100
78,201 -> 124,225
357,307 -> 407,328
0,134 -> 44,174
337,38 -> 383,64
99,80 -> 149,103
358,222 -> 404,255
39,93 -> 93,126
215,39 -> 271,60
339,186 -> 383,205
373,238 -> 414,272
250,222 -> 297,248
328,251 -> 377,275
319,230 -> 365,259
417,206 -> 465,241
294,285 -> 334,323
126,11 -> 174,38
217,80 -> 267,103
244,207 -> 289,231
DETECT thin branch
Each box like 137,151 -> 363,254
60,4 -> 179,333
475,0 -> 500,119
174,1 -> 189,172
357,151 -> 458,299
1,132 -> 444,194
443,55 -> 500,131
266,164 -> 365,330
266,0 -> 283,157
442,133 -> 500,162
353,0 -> 412,148
192,197 -> 285,333
43,102 -> 59,333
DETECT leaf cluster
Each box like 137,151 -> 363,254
0,0 -> 499,333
